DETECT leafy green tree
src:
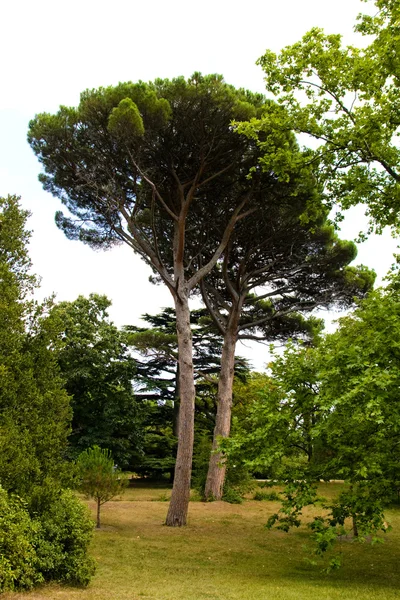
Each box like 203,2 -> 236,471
314,274 -> 400,503
77,446 -> 126,528
50,294 -> 142,468
0,195 -> 71,496
246,0 -> 400,233
28,74 -> 274,526
227,275 -> 400,563
224,345 -> 323,481
193,372 -> 271,500
0,196 -> 95,589
288,282 -> 400,560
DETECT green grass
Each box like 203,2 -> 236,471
4,483 -> 400,600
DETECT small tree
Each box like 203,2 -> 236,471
77,446 -> 125,528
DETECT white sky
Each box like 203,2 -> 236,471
1,0 -> 397,370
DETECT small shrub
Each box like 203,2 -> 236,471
35,489 -> 96,586
0,485 -> 95,593
222,463 -> 255,504
152,493 -> 170,502
222,486 -> 243,504
253,490 -> 280,501
0,487 -> 43,593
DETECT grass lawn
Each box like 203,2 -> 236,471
4,482 -> 400,600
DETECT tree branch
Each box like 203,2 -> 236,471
200,279 -> 227,336
187,193 -> 252,290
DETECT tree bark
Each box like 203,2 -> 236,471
173,364 -> 180,438
165,293 -> 195,526
204,314 -> 239,501
96,498 -> 101,529
170,366 -> 180,483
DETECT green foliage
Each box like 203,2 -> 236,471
0,487 -> 43,593
0,196 -> 71,496
35,489 -> 96,586
28,73 -> 266,254
51,294 -> 142,468
252,0 -> 400,233
222,463 -> 255,504
0,486 -> 95,592
108,98 -> 145,138
266,481 -> 319,532
221,486 -> 244,505
77,445 -> 125,502
77,446 -> 126,527
223,362 -> 321,480
0,197 -> 94,590
192,433 -> 254,504
227,275 -> 400,565
315,279 -> 400,489
253,490 -> 280,501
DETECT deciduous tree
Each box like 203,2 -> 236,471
227,273 -> 400,562
50,294 -> 142,468
246,0 -> 400,232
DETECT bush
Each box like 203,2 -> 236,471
35,489 -> 96,586
222,462 -> 255,504
221,486 -> 244,504
0,486 -> 95,593
253,490 -> 280,501
0,487 -> 43,593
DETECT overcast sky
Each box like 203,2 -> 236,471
1,0 -> 397,370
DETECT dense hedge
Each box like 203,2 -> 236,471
0,486 -> 95,593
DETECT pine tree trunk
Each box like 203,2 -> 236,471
173,364 -> 180,438
165,294 -> 195,526
204,320 -> 238,501
96,498 -> 101,529
170,366 -> 180,484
